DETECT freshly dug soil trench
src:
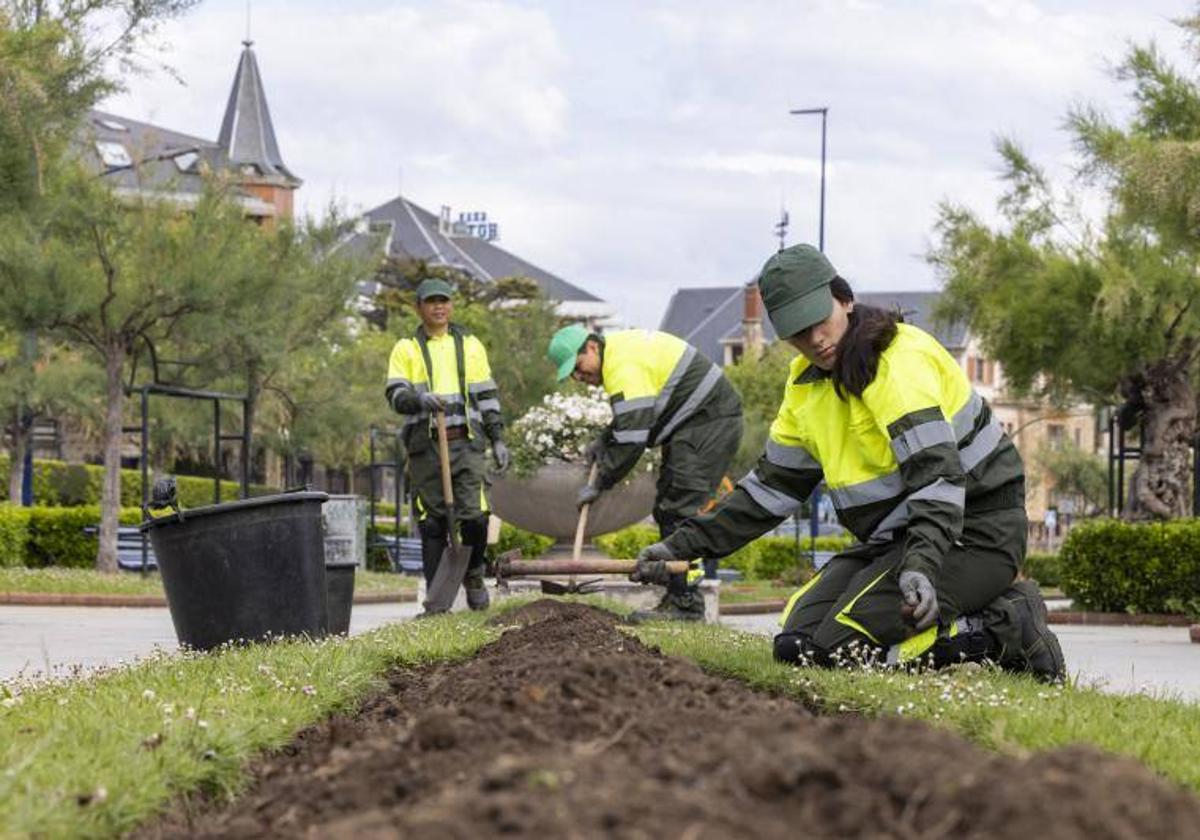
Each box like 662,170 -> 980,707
143,601 -> 1200,838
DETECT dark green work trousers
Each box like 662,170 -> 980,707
777,506 -> 1026,663
408,437 -> 489,581
655,412 -> 743,591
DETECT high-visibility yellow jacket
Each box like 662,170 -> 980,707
595,329 -> 740,488
665,324 -> 1024,579
385,325 -> 503,452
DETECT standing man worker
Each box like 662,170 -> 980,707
386,278 -> 509,611
546,325 -> 743,621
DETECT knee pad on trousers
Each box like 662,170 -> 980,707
773,631 -> 832,667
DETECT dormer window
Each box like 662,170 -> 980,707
95,141 -> 132,168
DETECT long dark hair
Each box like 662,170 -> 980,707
829,276 -> 899,400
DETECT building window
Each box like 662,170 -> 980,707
1047,423 -> 1065,451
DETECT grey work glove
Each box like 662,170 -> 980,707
491,440 -> 511,473
630,541 -> 676,585
899,569 -> 939,631
583,437 -> 604,464
576,482 -> 602,509
418,392 -> 443,412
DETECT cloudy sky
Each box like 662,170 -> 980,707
104,0 -> 1190,327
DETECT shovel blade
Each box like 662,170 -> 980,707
424,544 -> 472,613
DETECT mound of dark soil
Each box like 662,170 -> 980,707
142,600 -> 1200,838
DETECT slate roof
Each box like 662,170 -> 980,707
82,109 -> 217,196
351,195 -> 601,303
81,41 -> 297,214
216,41 -> 299,184
660,286 -> 967,364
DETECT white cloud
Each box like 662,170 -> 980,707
102,0 -> 1189,328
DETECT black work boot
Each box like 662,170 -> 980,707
627,589 -> 706,624
998,581 -> 1066,683
463,565 -> 490,611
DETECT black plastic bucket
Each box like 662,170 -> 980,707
142,491 -> 330,651
325,561 -> 356,635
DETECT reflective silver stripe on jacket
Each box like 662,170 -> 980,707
959,418 -> 1004,472
910,477 -> 965,508
652,345 -> 697,424
612,395 -> 657,416
867,479 -> 964,543
891,420 -> 956,464
828,471 -> 905,510
468,379 -> 498,394
613,428 -> 650,444
477,398 -> 501,414
654,364 -> 723,443
951,391 -> 984,440
765,438 -> 821,472
738,470 -> 803,517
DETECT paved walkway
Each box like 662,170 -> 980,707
0,603 -> 421,683
3,604 -> 1198,703
721,614 -> 1200,702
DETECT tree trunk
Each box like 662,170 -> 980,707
96,343 -> 126,573
7,409 -> 28,503
1124,356 -> 1196,521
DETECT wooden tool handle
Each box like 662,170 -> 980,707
572,462 -> 600,563
500,558 -> 691,576
435,411 -> 459,549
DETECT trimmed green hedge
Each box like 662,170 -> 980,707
0,506 -> 28,569
492,523 -> 554,560
0,505 -> 143,569
1060,519 -> 1200,616
0,456 -> 276,509
1021,552 -> 1061,588
594,524 -> 852,581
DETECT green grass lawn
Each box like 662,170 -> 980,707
0,610 -> 497,837
0,567 -> 416,597
628,620 -> 1200,792
718,580 -> 794,605
2,596 -> 1197,837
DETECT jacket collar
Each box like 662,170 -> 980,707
795,364 -> 832,385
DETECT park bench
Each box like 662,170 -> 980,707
371,533 -> 423,575
82,525 -> 158,571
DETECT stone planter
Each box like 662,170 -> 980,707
491,462 -> 656,542
1190,624 -> 1200,644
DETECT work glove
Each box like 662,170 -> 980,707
630,542 -> 676,585
492,440 -> 511,473
899,569 -> 939,631
583,437 -> 604,464
418,392 -> 443,412
576,482 -> 602,509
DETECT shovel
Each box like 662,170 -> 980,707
422,410 -> 473,613
541,463 -> 603,596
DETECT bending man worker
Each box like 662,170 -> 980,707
547,325 -> 742,621
632,245 -> 1064,680
385,278 -> 509,612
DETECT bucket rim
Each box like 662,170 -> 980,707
140,490 -> 330,532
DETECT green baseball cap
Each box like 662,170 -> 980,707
416,278 -> 454,302
757,244 -> 837,338
547,323 -> 590,381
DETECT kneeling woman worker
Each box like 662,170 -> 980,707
636,244 -> 1065,681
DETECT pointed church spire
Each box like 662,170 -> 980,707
217,41 -> 300,185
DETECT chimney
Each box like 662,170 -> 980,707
742,282 -> 765,359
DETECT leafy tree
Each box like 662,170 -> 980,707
929,16 -> 1200,520
724,342 -> 792,475
1032,444 -> 1109,517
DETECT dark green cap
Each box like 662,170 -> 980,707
757,244 -> 837,338
416,278 -> 454,302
